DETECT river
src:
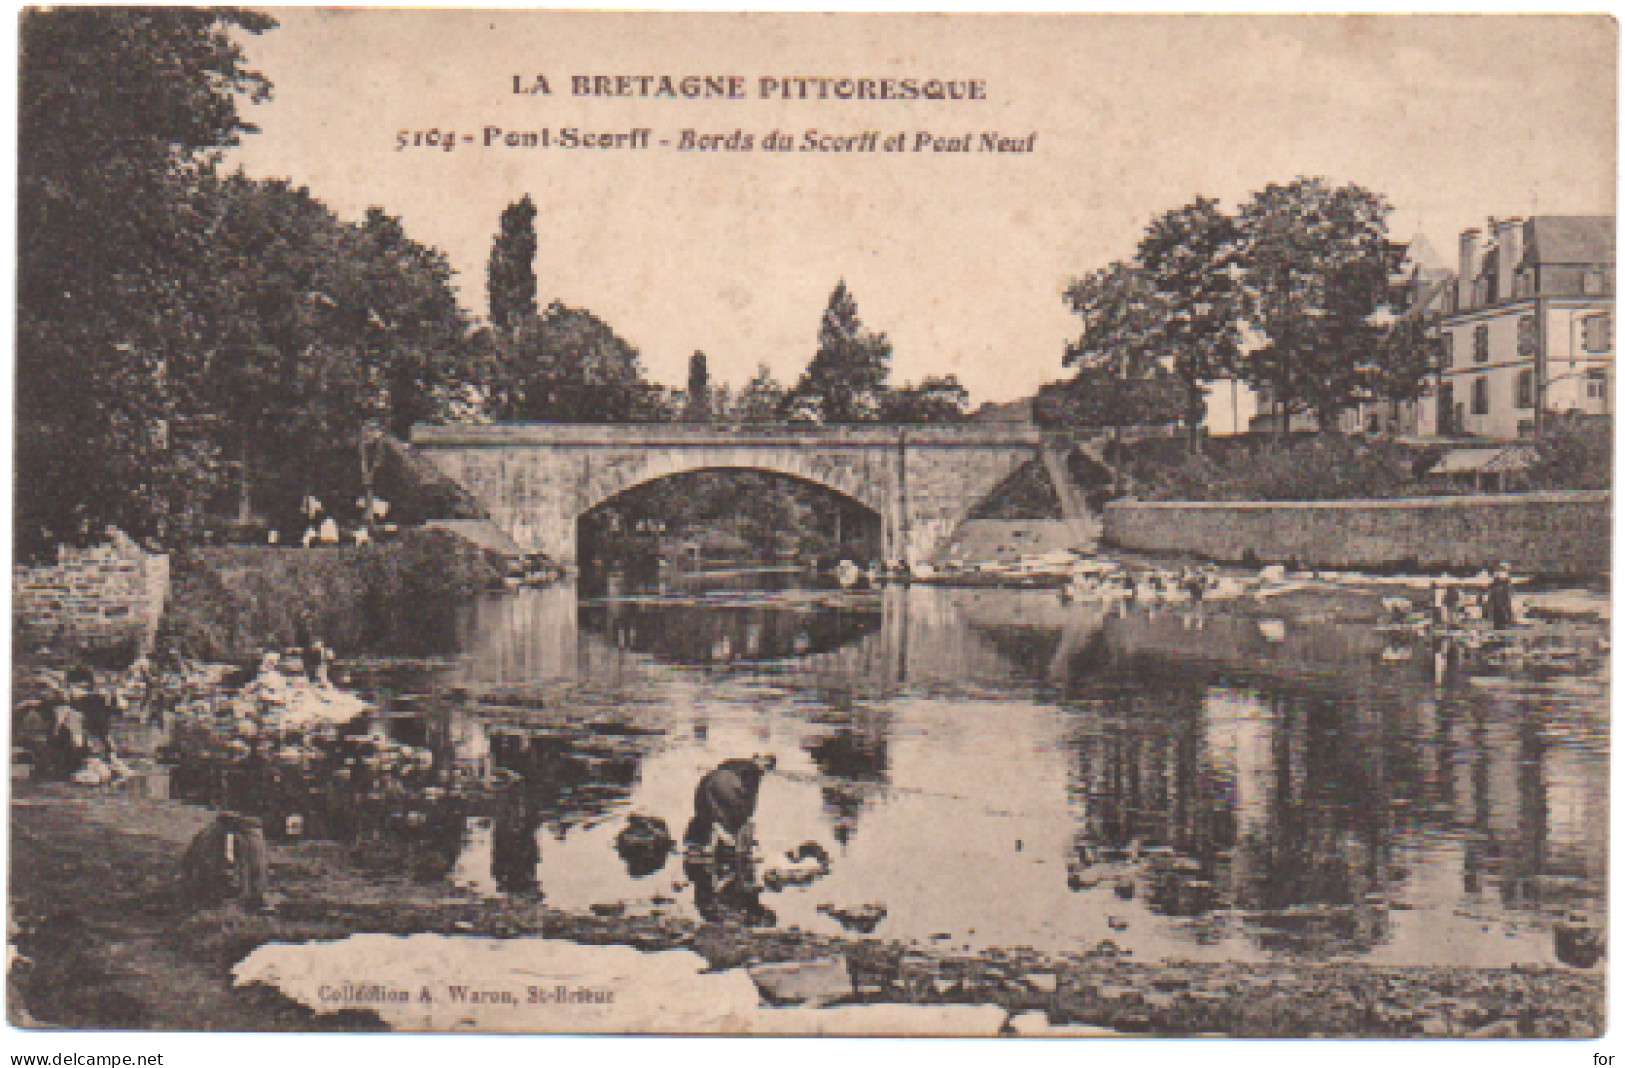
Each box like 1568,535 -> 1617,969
340,573 -> 1607,969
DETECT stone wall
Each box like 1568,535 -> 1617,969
1102,491 -> 1610,578
13,529 -> 170,652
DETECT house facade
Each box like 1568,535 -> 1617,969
1425,216 -> 1614,441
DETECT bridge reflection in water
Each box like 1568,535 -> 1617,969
411,580 -> 1604,965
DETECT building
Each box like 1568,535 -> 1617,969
1427,216 -> 1615,441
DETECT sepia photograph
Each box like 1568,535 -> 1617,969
6,6 -> 1615,1051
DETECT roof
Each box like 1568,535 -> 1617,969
1524,216 -> 1616,267
1392,232 -> 1448,276
1429,444 -> 1540,476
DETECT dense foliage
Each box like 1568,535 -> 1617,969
1127,435 -> 1431,502
18,7 -> 275,551
17,8 -> 479,554
1525,416 -> 1613,492
1057,178 -> 1442,449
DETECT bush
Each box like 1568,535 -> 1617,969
155,528 -> 505,662
1130,435 -> 1428,502
1525,415 -> 1612,491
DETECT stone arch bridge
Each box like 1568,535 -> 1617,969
411,423 -> 1080,566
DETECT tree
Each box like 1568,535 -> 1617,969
487,194 -> 538,334
880,376 -> 971,423
1137,197 -> 1243,451
787,281 -> 892,423
1236,177 -> 1392,436
201,178 -> 474,524
492,302 -> 649,422
683,351 -> 712,423
1035,369 -> 1184,433
734,363 -> 787,424
1060,261 -> 1185,493
17,6 -> 276,551
1367,305 -> 1445,410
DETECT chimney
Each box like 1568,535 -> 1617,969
1495,217 -> 1525,301
1458,228 -> 1484,309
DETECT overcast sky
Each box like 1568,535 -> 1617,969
227,11 -> 1616,404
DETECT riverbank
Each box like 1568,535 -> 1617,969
9,782 -> 1603,1036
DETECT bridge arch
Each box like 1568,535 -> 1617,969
570,445 -> 897,567
578,446 -> 892,523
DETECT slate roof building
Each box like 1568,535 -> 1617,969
1428,215 -> 1615,440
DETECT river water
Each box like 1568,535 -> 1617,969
347,574 -> 1607,969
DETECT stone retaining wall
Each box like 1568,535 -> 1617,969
14,529 -> 170,652
1102,491 -> 1610,578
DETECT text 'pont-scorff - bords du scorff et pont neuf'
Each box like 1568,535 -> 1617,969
393,72 -> 1037,156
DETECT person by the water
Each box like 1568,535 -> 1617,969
1488,564 -> 1516,630
67,665 -> 121,763
684,754 -> 777,855
38,666 -> 123,780
295,616 -> 328,683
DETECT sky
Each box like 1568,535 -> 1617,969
226,12 -> 1617,404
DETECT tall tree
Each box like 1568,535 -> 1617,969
1137,197 -> 1243,451
683,351 -> 712,423
487,194 -> 538,334
17,6 -> 275,551
788,281 -> 892,423
1236,177 -> 1392,436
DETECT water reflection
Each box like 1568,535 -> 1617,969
579,597 -> 882,665
369,579 -> 1605,966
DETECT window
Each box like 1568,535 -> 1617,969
1587,370 -> 1608,400
1583,268 -> 1611,296
1471,376 -> 1490,415
1582,313 -> 1612,353
1473,324 -> 1490,363
1442,333 -> 1454,368
1515,369 -> 1535,409
1517,315 -> 1537,359
1437,382 -> 1455,434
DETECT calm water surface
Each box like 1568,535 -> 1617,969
355,576 -> 1607,968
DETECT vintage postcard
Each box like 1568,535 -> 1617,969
8,7 -> 1614,1048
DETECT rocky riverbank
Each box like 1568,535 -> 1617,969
9,784 -> 1604,1036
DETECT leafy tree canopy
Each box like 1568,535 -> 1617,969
880,376 -> 971,423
